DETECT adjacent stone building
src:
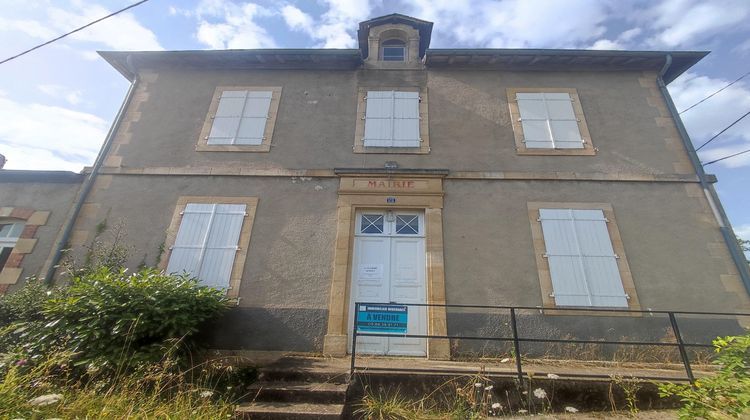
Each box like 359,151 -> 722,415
1,14 -> 748,359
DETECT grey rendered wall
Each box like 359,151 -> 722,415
71,63 -> 746,353
75,174 -> 338,351
113,67 -> 689,176
0,181 -> 80,293
441,179 -> 746,356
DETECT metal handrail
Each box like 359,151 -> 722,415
350,302 -> 750,385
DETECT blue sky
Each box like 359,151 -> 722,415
0,0 -> 749,241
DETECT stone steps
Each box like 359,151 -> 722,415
235,401 -> 345,420
247,381 -> 349,404
234,357 -> 349,419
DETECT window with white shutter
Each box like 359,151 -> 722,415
538,208 -> 629,307
167,203 -> 247,289
516,93 -> 583,149
208,90 -> 272,145
197,87 -> 281,152
363,91 -> 420,148
507,88 -> 595,156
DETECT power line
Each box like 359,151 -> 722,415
679,70 -> 750,114
703,148 -> 750,166
695,110 -> 750,151
0,0 -> 152,66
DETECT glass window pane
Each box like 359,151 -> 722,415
395,215 -> 419,235
0,247 -> 12,270
0,223 -> 23,238
383,46 -> 405,61
361,214 -> 384,234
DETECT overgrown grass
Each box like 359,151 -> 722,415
0,350 -> 250,419
355,373 -> 509,419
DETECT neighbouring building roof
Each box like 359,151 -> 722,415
0,169 -> 84,183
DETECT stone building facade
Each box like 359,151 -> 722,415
1,14 -> 748,359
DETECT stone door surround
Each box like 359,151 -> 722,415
323,173 -> 449,359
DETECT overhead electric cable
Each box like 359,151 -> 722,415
0,0 -> 152,66
702,148 -> 750,166
695,110 -> 750,151
679,70 -> 750,114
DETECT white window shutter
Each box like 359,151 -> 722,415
208,90 -> 271,145
539,209 -> 628,307
167,203 -> 246,289
392,91 -> 420,147
236,91 -> 272,145
517,92 -> 583,149
363,91 -> 395,147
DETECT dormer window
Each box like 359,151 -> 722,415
382,39 -> 406,61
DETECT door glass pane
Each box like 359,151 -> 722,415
361,214 -> 384,234
395,215 -> 419,235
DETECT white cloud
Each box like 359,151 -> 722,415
0,96 -> 106,171
281,0 -> 373,48
669,72 -> 750,168
636,0 -> 750,48
191,0 -> 277,49
281,5 -> 314,33
0,18 -> 57,39
590,27 -> 643,50
590,39 -> 623,50
37,84 -> 84,105
0,2 -> 162,51
407,0 -> 609,48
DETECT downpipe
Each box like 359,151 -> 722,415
657,54 -> 750,293
43,55 -> 139,284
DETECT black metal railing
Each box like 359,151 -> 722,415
350,302 -> 750,385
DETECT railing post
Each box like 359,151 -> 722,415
350,302 -> 359,379
509,308 -> 525,386
668,312 -> 695,384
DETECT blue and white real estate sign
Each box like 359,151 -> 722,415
356,304 -> 408,334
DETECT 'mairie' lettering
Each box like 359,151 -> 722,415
367,180 -> 415,189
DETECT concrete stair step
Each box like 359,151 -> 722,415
247,381 -> 348,404
234,401 -> 344,419
258,368 -> 349,384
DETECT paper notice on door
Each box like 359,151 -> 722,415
359,264 -> 384,279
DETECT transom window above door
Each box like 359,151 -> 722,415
357,211 -> 423,236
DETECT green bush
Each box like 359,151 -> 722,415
2,267 -> 228,370
659,333 -> 750,419
0,278 -> 51,327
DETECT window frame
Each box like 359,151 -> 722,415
381,39 -> 406,62
527,202 -> 640,311
0,222 -> 22,272
507,88 -> 596,156
196,86 -> 282,153
353,86 -> 430,154
160,196 -> 259,299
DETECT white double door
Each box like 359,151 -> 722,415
348,210 -> 427,356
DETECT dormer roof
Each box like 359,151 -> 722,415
357,13 -> 433,59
